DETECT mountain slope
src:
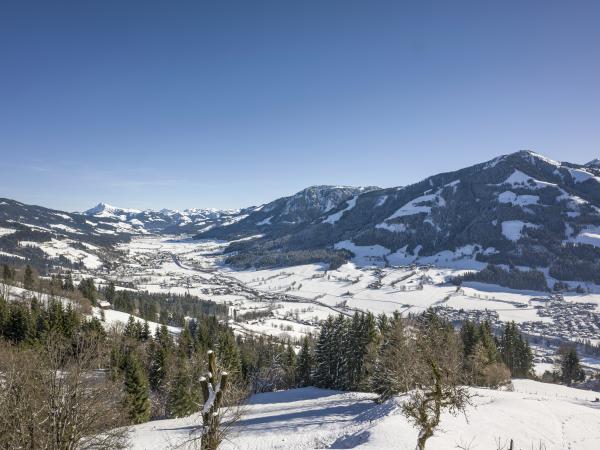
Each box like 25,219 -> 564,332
197,185 -> 375,241
225,151 -> 600,285
0,198 -> 138,269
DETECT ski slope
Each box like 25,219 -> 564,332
127,380 -> 600,450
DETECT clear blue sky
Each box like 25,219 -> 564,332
1,0 -> 599,211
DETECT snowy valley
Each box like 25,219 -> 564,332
3,151 -> 600,449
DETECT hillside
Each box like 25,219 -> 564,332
224,151 -> 600,287
0,198 -> 137,269
128,380 -> 600,450
198,185 -> 374,241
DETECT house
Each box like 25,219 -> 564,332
98,300 -> 112,310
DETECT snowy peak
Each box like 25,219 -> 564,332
83,202 -> 250,234
585,158 -> 600,168
84,202 -> 142,217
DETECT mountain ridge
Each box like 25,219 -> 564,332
223,151 -> 600,287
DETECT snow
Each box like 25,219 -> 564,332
334,240 -> 390,266
524,150 -> 561,167
566,167 -> 600,184
19,238 -> 103,269
374,195 -> 388,207
0,251 -> 25,259
52,212 -> 72,220
386,193 -> 436,218
0,227 -> 17,237
127,380 -> 600,450
256,216 -> 273,226
498,170 -> 556,189
49,223 -> 83,234
375,221 -> 407,233
322,196 -> 357,224
501,220 -> 539,241
572,226 -> 600,248
498,191 -> 539,206
94,307 -> 180,336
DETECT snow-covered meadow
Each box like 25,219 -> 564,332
127,380 -> 600,450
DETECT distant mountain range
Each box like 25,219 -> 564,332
4,151 -> 600,286
83,202 -> 252,234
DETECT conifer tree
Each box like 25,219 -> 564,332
141,320 -> 150,341
123,352 -> 151,424
559,345 -> 585,386
217,331 -> 241,379
313,316 -> 334,388
283,340 -> 297,386
62,272 -> 75,291
105,281 -> 116,302
499,322 -> 533,378
23,265 -> 35,290
372,314 -> 412,401
5,304 -> 33,343
78,277 -> 97,306
169,361 -> 196,417
178,323 -> 194,358
296,336 -> 314,387
124,316 -> 138,339
2,264 -> 13,283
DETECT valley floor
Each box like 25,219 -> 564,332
128,380 -> 600,450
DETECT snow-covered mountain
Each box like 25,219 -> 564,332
198,185 -> 376,240
0,198 -> 137,269
83,202 -> 252,234
7,150 -> 600,287
225,151 -> 600,286
585,158 -> 600,168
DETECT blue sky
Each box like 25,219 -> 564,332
1,1 -> 599,211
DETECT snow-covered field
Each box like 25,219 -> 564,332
127,380 -> 600,450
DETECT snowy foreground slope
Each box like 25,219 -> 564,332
128,380 -> 600,450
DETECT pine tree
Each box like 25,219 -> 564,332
5,304 -> 33,343
78,278 -> 97,306
372,314 -> 412,401
296,337 -> 314,387
123,352 -> 151,424
62,272 -> 75,291
124,316 -> 138,339
141,320 -> 150,341
168,360 -> 196,417
3,264 -> 14,283
217,331 -> 241,379
105,281 -> 116,302
460,320 -> 478,358
313,316 -> 334,388
283,340 -> 297,386
559,345 -> 585,386
500,322 -> 533,378
178,323 -> 194,358
23,265 -> 34,291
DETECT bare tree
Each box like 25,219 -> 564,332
0,332 -> 129,449
401,316 -> 472,450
